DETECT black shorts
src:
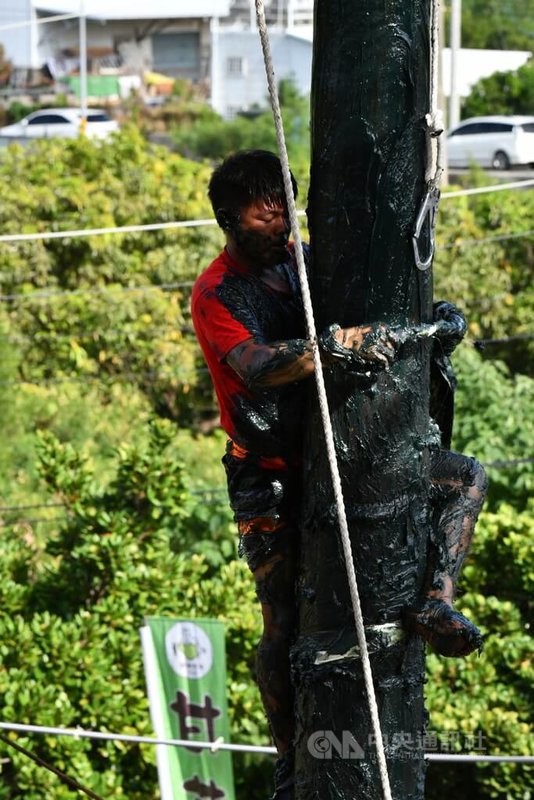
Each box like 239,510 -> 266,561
222,442 -> 300,572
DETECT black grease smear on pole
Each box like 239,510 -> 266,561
293,1 -> 433,798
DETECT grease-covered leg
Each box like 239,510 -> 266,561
405,450 -> 488,657
240,527 -> 298,799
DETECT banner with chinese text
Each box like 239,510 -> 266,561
141,617 -> 235,800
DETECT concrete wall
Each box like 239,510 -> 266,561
0,0 -> 33,66
211,29 -> 311,118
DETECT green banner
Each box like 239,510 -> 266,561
141,617 -> 235,800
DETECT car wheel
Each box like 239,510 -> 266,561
492,150 -> 510,170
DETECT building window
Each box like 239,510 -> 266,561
226,57 -> 246,76
225,106 -> 241,119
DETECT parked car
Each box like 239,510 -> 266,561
0,108 -> 119,141
447,115 -> 534,170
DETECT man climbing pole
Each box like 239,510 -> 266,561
191,150 -> 487,800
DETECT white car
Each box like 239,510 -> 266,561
447,115 -> 534,170
0,108 -> 119,141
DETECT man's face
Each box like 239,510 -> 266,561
231,198 -> 290,269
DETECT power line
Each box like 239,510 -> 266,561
0,229 -> 532,306
475,332 -> 534,347
0,13 -> 78,32
0,368 -> 210,388
0,282 -> 194,304
3,458 -> 534,518
441,178 -> 534,198
0,491 -> 228,514
484,457 -> 534,468
0,721 -> 532,763
0,179 -> 531,247
0,330 -> 532,386
440,228 -> 534,249
0,732 -> 104,800
0,219 -> 217,244
0,326 -> 194,344
1,327 -> 530,347
0,502 -> 65,512
0,516 -> 68,527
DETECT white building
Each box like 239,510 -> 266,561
211,27 -> 312,117
0,1 -> 530,119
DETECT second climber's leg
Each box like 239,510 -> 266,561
405,449 -> 488,657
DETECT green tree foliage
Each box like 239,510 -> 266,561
0,127 -> 531,799
463,58 -> 534,118
451,0 -> 534,50
0,126 -> 222,427
171,79 -> 310,186
425,348 -> 534,800
452,348 -> 534,508
0,423 -> 269,799
434,185 -> 534,377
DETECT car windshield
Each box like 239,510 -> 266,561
87,113 -> 111,122
520,122 -> 534,133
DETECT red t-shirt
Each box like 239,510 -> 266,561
191,247 -> 306,460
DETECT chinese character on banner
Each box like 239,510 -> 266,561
171,690 -> 222,750
183,774 -> 226,799
141,618 -> 235,800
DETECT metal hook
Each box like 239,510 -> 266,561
412,185 -> 440,271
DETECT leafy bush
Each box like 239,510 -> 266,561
0,121 -> 531,800
0,423 -> 269,799
463,59 -> 534,119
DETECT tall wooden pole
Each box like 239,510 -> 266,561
293,1 -> 434,798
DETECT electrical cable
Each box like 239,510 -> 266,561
475,333 -> 534,346
0,13 -> 79,32
0,326 -> 194,344
0,181 -> 530,247
0,721 -> 531,764
0,368 -> 210,388
0,733 -> 105,800
440,228 -> 534,249
3,459 -> 534,519
0,281 -> 194,303
0,229 -> 532,306
441,178 -> 534,198
0,219 -> 218,244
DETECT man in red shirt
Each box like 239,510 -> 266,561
192,150 -> 486,799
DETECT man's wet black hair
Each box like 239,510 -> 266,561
208,150 -> 298,229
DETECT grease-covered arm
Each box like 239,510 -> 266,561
226,337 -> 315,389
227,321 -> 397,390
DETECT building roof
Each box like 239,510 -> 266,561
32,0 -> 230,20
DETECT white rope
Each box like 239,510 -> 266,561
0,722 -> 532,763
0,721 -> 275,754
254,2 -> 393,798
425,0 -> 444,184
0,182 -> 531,245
